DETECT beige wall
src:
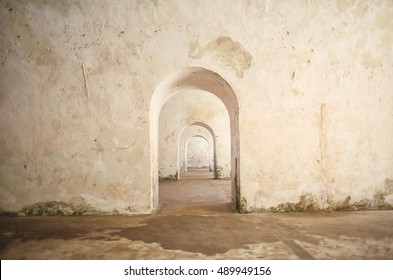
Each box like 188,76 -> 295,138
1,0 -> 392,214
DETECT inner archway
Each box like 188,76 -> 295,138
185,135 -> 211,172
177,122 -> 218,180
150,67 -> 240,212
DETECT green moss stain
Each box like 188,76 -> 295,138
159,172 -> 178,181
19,201 -> 100,216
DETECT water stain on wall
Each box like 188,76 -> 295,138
361,54 -> 382,69
245,178 -> 393,213
188,36 -> 252,78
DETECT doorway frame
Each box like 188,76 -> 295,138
177,122 -> 217,179
149,67 -> 240,211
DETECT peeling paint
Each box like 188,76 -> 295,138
205,36 -> 252,78
188,36 -> 253,78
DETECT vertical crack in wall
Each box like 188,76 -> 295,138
82,62 -> 90,101
319,103 -> 328,185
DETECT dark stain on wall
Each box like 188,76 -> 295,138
188,36 -> 253,78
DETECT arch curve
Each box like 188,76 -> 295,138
150,67 -> 240,211
186,134 -> 209,142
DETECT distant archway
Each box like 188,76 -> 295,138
150,67 -> 240,211
177,122 -> 217,179
185,135 -> 211,171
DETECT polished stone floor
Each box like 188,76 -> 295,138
1,170 -> 393,260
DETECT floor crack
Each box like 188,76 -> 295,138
270,223 -> 315,260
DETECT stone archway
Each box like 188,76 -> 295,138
185,135 -> 211,172
177,122 -> 217,179
150,67 -> 240,211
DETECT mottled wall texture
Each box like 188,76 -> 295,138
0,0 -> 392,214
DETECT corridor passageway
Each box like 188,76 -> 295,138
158,169 -> 233,214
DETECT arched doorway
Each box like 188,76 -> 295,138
185,135 -> 211,172
150,67 -> 240,211
177,122 -> 217,179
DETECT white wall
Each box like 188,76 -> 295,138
1,0 -> 392,214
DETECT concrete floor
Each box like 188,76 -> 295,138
1,170 -> 393,260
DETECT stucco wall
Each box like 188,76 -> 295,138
0,0 -> 392,214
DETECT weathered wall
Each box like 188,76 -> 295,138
0,0 -> 392,214
158,89 -> 230,180
0,0 -> 154,214
236,0 -> 393,212
186,136 -> 210,169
